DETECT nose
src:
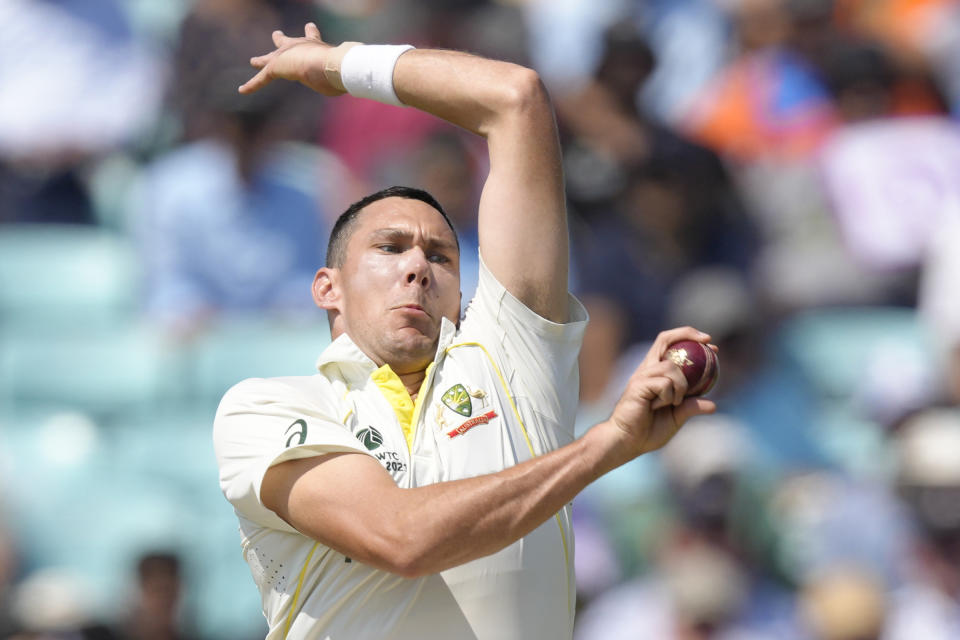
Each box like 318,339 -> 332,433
404,248 -> 430,288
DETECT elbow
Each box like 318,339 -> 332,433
500,67 -> 551,115
363,529 -> 436,579
389,553 -> 433,579
386,522 -> 448,578
475,66 -> 555,138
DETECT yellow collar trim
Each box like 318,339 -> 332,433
370,362 -> 435,453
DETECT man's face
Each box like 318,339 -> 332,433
326,197 -> 461,374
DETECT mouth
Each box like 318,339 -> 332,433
394,303 -> 429,317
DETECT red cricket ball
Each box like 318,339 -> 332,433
664,340 -> 719,396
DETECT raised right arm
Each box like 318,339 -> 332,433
261,327 -> 716,577
239,23 -> 570,322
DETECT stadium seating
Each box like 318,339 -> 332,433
0,224 -> 140,330
0,322 -> 184,418
0,224 -> 325,636
188,316 -> 331,404
778,306 -> 932,400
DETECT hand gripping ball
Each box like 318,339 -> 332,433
664,340 -> 719,396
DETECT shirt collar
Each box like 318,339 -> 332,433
316,316 -> 459,382
435,316 -> 457,362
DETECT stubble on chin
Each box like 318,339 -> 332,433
379,325 -> 439,373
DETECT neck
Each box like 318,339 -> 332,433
396,368 -> 428,401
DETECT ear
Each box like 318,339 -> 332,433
312,267 -> 341,311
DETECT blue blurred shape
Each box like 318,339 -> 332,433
779,307 -> 932,401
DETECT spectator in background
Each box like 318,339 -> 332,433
136,0 -> 344,334
831,0 -> 956,115
921,213 -> 960,405
885,409 -> 960,639
559,21 -> 757,405
521,0 -> 628,93
0,0 -> 162,225
819,38 -> 900,122
0,526 -> 18,637
681,0 -> 838,162
815,36 -> 948,123
799,567 -> 888,640
704,0 -> 951,315
317,0 -> 526,193
682,0 -> 944,158
766,469 -> 915,633
665,268 -> 825,469
635,0 -> 731,126
6,568 -> 112,639
113,552 -> 195,640
558,18 -> 660,205
5,552 -> 193,640
815,37 -> 959,311
575,418 -> 799,640
685,0 -> 946,156
170,0 -> 317,144
575,543 -> 759,640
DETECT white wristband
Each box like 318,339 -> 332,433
340,44 -> 415,107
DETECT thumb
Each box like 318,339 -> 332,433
673,397 -> 716,425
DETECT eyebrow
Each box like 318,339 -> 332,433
368,228 -> 458,253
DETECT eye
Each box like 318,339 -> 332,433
377,244 -> 400,253
428,254 -> 450,264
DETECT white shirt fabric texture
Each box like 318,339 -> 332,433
214,256 -> 588,639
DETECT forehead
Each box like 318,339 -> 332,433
351,196 -> 457,243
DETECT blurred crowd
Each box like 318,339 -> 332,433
1,0 -> 960,638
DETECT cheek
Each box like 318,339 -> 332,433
340,280 -> 380,320
347,257 -> 396,296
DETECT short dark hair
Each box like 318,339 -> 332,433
326,186 -> 458,268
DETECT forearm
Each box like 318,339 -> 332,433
390,425 -> 627,576
267,330 -> 716,577
244,32 -> 552,137
390,49 -> 550,139
272,422 -> 632,578
346,328 -> 715,575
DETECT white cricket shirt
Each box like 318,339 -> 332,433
214,256 -> 588,639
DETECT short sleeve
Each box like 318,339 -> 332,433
213,377 -> 372,531
459,254 -> 588,429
